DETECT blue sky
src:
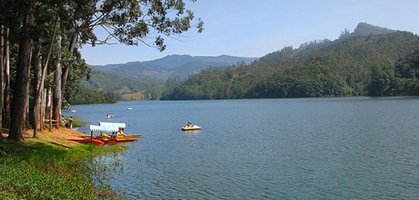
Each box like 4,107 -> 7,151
80,0 -> 419,65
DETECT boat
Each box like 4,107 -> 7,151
99,133 -> 143,139
113,138 -> 138,142
127,107 -> 133,110
181,124 -> 202,131
106,114 -> 113,119
85,123 -> 140,144
99,138 -> 117,145
67,138 -> 105,146
97,137 -> 137,143
78,135 -> 138,143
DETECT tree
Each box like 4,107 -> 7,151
0,26 -> 4,133
9,0 -> 36,139
367,60 -> 394,96
4,27 -> 11,129
2,0 -> 203,139
53,20 -> 63,128
394,50 -> 419,95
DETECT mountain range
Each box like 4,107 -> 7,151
76,22 -> 419,102
83,55 -> 256,96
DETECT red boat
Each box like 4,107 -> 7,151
98,137 -> 138,144
114,138 -> 138,142
67,138 -> 105,146
69,123 -> 140,146
70,137 -> 138,145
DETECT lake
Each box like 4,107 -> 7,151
71,97 -> 419,199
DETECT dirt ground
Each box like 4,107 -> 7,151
1,128 -> 89,148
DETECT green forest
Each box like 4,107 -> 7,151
162,23 -> 419,100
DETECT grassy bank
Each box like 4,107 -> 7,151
0,129 -> 125,199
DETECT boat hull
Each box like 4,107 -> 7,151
181,125 -> 202,131
69,137 -> 138,145
67,138 -> 105,146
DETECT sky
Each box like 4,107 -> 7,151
79,0 -> 419,65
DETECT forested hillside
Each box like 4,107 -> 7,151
82,70 -> 145,94
162,23 -> 419,100
84,55 -> 256,97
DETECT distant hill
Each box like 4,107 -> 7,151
83,55 -> 256,95
352,22 -> 395,36
82,70 -> 145,94
162,23 -> 419,100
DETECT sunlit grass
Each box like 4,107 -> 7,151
0,139 -> 126,199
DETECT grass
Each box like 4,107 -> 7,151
0,131 -> 126,199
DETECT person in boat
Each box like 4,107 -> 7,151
186,122 -> 193,127
116,128 -> 125,137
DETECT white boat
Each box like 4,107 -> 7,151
181,124 -> 202,131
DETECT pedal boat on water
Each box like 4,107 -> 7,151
68,122 -> 139,145
181,122 -> 202,131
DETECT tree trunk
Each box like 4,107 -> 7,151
61,31 -> 78,100
33,45 -> 41,137
53,33 -> 63,129
0,25 -> 4,134
41,88 -> 47,131
9,0 -> 36,139
47,87 -> 52,131
4,27 -> 10,129
38,21 -> 58,131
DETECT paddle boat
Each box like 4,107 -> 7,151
181,122 -> 202,131
69,122 -> 139,145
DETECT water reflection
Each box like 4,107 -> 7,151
182,130 -> 201,135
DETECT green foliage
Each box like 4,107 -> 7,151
366,60 -> 395,96
144,85 -> 166,100
0,141 -> 125,199
86,55 -> 255,99
162,24 -> 419,100
63,51 -> 92,100
68,87 -> 120,105
393,50 -> 419,95
82,70 -> 144,94
90,0 -> 203,50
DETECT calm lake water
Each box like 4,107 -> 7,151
72,97 -> 419,199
